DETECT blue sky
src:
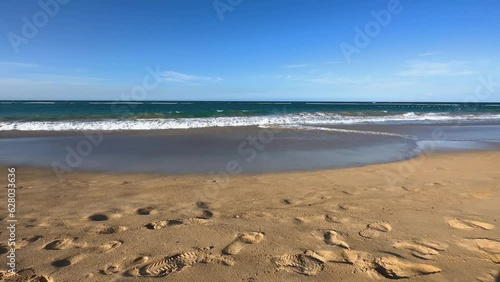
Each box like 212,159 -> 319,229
0,0 -> 499,101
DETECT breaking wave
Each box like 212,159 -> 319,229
1,112 -> 500,131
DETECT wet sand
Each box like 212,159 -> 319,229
1,151 -> 499,281
1,123 -> 500,174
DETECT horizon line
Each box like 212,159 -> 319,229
1,100 -> 500,104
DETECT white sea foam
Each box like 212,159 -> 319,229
1,112 -> 500,131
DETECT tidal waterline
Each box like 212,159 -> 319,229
0,123 -> 499,174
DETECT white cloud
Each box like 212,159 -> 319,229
283,64 -> 310,69
283,61 -> 341,69
321,61 -> 341,65
418,52 -> 437,57
0,78 -> 40,84
0,61 -> 39,68
161,71 -> 222,83
0,74 -> 110,86
396,60 -> 478,77
299,76 -> 416,89
284,73 -> 373,85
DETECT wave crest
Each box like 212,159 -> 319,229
1,112 -> 499,131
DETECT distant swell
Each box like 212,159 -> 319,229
1,112 -> 500,131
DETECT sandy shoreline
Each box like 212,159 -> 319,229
3,124 -> 500,175
1,151 -> 499,281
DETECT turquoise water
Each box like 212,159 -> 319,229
1,101 -> 500,131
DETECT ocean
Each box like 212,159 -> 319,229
1,101 -> 500,131
1,101 -> 500,173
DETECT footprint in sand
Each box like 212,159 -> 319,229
458,238 -> 500,264
307,249 -> 379,276
312,230 -> 349,249
88,214 -> 110,221
176,202 -> 216,219
146,210 -> 215,230
98,240 -> 123,253
325,214 -> 350,224
223,232 -> 264,255
130,256 -> 149,265
313,249 -> 373,265
359,221 -> 392,239
373,257 -> 441,279
416,239 -> 449,252
44,238 -> 87,250
338,203 -> 364,211
393,240 -> 447,260
293,217 -> 307,224
295,249 -> 441,279
89,225 -> 128,235
278,192 -> 332,207
446,218 -> 495,230
127,248 -> 233,277
51,254 -> 85,268
196,201 -> 210,209
0,270 -> 53,282
0,245 -> 8,255
144,217 -> 209,230
273,252 -> 325,276
144,220 -> 169,230
100,264 -> 121,275
199,209 -> 214,219
195,202 -> 217,218
25,235 -> 43,242
15,235 -> 43,250
136,207 -> 157,215
88,211 -> 122,222
100,256 -> 150,276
